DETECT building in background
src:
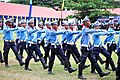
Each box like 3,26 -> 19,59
0,0 -> 11,2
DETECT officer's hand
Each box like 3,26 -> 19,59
38,40 -> 41,44
14,28 -> 18,30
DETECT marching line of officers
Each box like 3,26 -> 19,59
0,16 -> 120,80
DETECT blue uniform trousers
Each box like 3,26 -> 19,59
116,48 -> 120,80
48,45 -> 68,71
16,39 -> 20,52
44,43 -> 51,64
25,43 -> 43,68
106,43 -> 116,69
91,47 -> 116,72
3,41 -> 23,65
37,40 -> 45,48
78,47 -> 104,76
19,42 -> 28,57
65,44 -> 80,64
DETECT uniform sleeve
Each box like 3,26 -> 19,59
93,32 -> 107,36
37,30 -> 45,33
51,31 -> 64,36
69,31 -> 80,35
74,32 -> 82,42
4,27 -> 17,32
104,36 -> 108,45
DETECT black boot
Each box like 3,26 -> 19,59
16,54 -> 25,66
40,57 -> 48,69
44,56 -> 47,64
48,59 -> 55,75
5,63 -> 9,68
48,71 -> 55,75
91,63 -> 96,74
116,68 -> 120,80
109,58 -> 116,71
105,59 -> 110,70
72,53 -> 80,64
83,64 -> 90,69
24,59 -> 32,71
93,63 -> 110,77
3,52 -> 9,68
78,63 -> 84,77
64,59 -> 77,73
78,75 -> 86,79
32,53 -> 40,62
99,72 -> 110,77
97,56 -> 106,65
57,54 -> 64,65
0,51 -> 4,63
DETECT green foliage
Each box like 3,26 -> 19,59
9,0 -> 29,4
9,0 -> 120,21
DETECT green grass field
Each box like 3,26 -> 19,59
0,33 -> 119,80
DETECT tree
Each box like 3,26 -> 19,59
9,0 -> 119,22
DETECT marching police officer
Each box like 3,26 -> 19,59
75,16 -> 110,79
104,20 -> 117,70
43,21 -> 52,64
0,50 -> 4,63
62,21 -> 80,64
116,31 -> 120,80
16,20 -> 39,62
24,20 -> 48,71
3,19 -> 24,68
16,20 -> 27,58
91,21 -> 116,74
16,21 -> 22,52
47,20 -> 77,74
37,21 -> 45,49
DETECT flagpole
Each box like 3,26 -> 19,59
61,0 -> 64,26
28,0 -> 32,20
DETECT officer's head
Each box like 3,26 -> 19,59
45,21 -> 51,29
107,20 -> 114,29
62,21 -> 69,30
38,22 -> 44,29
6,19 -> 13,26
83,16 -> 91,27
19,19 -> 26,28
18,22 -> 22,27
51,21 -> 58,30
28,20 -> 34,28
68,22 -> 74,30
93,21 -> 101,29
21,20 -> 26,28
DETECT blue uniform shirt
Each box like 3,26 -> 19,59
118,34 -> 120,47
37,28 -> 45,41
61,28 -> 67,43
93,32 -> 109,47
16,26 -> 27,40
104,27 -> 115,45
16,27 -> 22,40
27,26 -> 44,43
65,29 -> 80,43
44,28 -> 52,43
75,26 -> 102,46
49,29 -> 64,44
20,26 -> 27,40
3,26 -> 17,40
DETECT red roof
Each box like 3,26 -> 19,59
107,8 -> 120,15
0,2 -> 74,19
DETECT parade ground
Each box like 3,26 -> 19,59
0,33 -> 118,80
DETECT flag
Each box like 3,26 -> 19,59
28,0 -> 32,20
61,0 -> 64,10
